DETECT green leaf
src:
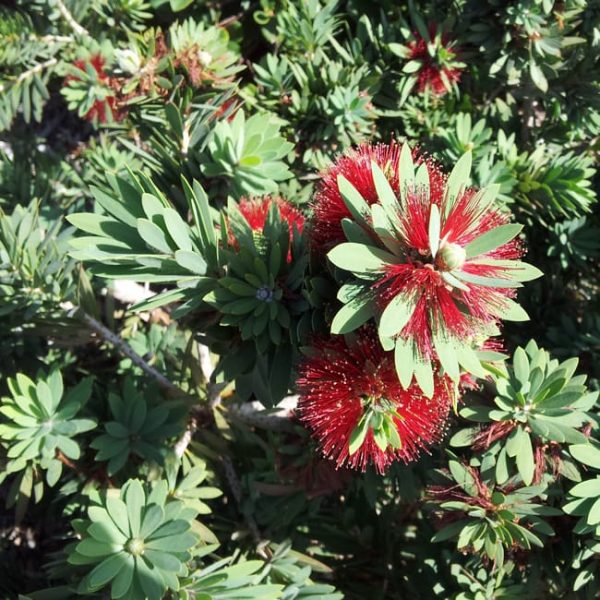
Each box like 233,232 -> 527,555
449,460 -> 477,496
137,219 -> 173,254
492,298 -> 530,322
512,347 -> 530,388
428,204 -> 441,257
515,429 -> 535,485
379,293 -> 416,338
569,477 -> 600,498
88,552 -> 128,590
371,161 -> 399,217
444,152 -> 472,218
530,61 -> 548,92
469,259 -> 543,282
395,337 -> 416,389
331,297 -> 374,335
327,243 -> 396,275
349,417 -> 369,455
455,345 -> 486,379
175,250 -> 207,275
587,497 -> 600,526
570,444 -> 600,469
453,270 -> 522,288
398,143 -> 415,204
111,555 -> 135,598
464,224 -> 523,259
106,497 -> 130,537
125,480 -> 145,537
433,335 -> 460,381
414,359 -> 434,398
163,208 -> 192,252
337,175 -> 370,227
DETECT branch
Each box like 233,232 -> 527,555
227,396 -> 298,432
223,455 -> 268,556
65,305 -> 185,397
0,58 -> 58,94
54,0 -> 89,37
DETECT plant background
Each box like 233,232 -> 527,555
1,0 -> 600,598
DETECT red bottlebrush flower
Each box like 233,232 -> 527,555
325,143 -> 541,394
407,28 -> 463,96
239,196 -> 304,237
310,141 -> 445,252
371,153 -> 524,360
296,329 -> 453,474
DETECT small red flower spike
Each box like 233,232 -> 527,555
297,329 -> 453,474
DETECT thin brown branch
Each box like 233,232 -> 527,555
54,0 -> 89,37
0,58 -> 58,94
66,305 -> 185,397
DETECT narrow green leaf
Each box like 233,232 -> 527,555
444,152 -> 472,218
349,417 -> 369,455
433,335 -> 460,381
515,429 -> 535,485
428,203 -> 441,257
371,161 -> 399,216
337,175 -> 370,227
328,243 -> 396,275
175,250 -> 207,275
570,444 -> 600,469
163,208 -> 193,252
137,219 -> 173,254
398,143 -> 415,204
379,293 -> 416,338
464,224 -> 523,259
395,337 -> 416,389
414,359 -> 434,398
513,347 -> 530,388
331,297 -> 374,335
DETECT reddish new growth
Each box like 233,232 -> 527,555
67,55 -> 121,124
297,329 -> 452,474
310,141 -> 445,252
408,30 -> 462,96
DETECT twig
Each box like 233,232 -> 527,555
0,58 -> 58,94
34,34 -> 73,44
195,341 -> 266,552
197,343 -> 226,407
54,0 -> 89,37
227,396 -> 298,432
65,305 -> 184,397
223,455 -> 268,556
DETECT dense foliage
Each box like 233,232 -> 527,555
1,0 -> 600,598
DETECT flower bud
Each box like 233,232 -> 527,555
436,242 -> 466,271
197,50 -> 212,67
115,49 -> 141,74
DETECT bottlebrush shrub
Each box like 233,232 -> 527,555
67,173 -> 308,405
322,143 -> 542,396
90,378 -> 187,476
0,370 -> 95,520
428,458 -> 560,568
205,195 -> 309,403
67,478 -> 199,599
451,341 -> 598,486
389,22 -> 464,101
169,19 -> 243,88
297,328 -> 453,474
62,55 -> 121,124
203,110 -> 294,196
